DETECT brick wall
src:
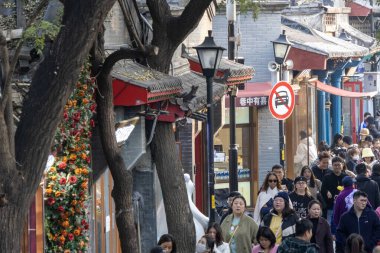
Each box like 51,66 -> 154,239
213,11 -> 282,184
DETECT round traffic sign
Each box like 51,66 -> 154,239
269,81 -> 295,120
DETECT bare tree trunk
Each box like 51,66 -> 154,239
0,1 -> 117,251
151,122 -> 196,253
92,30 -> 147,252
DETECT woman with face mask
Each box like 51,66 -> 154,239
221,195 -> 258,253
196,234 -> 214,253
346,147 -> 360,172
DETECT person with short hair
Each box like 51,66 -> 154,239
307,200 -> 333,253
272,164 -> 294,192
370,163 -> 380,189
261,192 -> 299,244
277,219 -> 318,253
251,226 -> 278,253
342,136 -> 353,149
355,163 -> 380,208
320,156 -> 346,219
365,116 -> 380,139
372,138 -> 380,160
336,191 -> 380,253
311,151 -> 332,181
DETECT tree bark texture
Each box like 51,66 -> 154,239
151,122 -> 196,253
144,1 -> 213,252
0,0 -> 117,252
92,33 -> 142,252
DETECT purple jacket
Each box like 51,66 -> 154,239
333,186 -> 355,226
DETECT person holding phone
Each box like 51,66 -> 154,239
272,164 -> 294,192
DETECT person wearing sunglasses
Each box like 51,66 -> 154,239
253,172 -> 282,224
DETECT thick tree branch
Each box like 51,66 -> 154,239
146,0 -> 171,25
118,0 -> 145,51
15,0 -> 117,202
168,0 -> 213,44
0,31 -> 10,111
0,31 -> 14,157
1,0 -> 50,109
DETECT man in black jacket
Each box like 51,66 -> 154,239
321,156 -> 346,219
355,163 -> 380,209
371,163 -> 380,190
272,164 -> 294,192
336,191 -> 380,253
311,151 -> 332,181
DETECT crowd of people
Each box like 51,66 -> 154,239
151,113 -> 380,253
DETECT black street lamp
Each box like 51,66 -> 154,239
194,30 -> 225,224
271,30 -> 292,167
272,30 -> 292,66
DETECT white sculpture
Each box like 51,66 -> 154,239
156,173 -> 209,242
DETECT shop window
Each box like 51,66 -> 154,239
214,125 -> 252,207
291,85 -> 317,175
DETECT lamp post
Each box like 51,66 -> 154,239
194,30 -> 225,224
271,30 -> 292,166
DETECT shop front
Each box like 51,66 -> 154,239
213,82 -> 272,209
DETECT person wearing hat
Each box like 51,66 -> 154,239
261,191 -> 299,244
333,176 -> 357,228
361,147 -> 377,169
289,176 -> 315,219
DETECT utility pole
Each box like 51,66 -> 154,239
227,0 -> 239,192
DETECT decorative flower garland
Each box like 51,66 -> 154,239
45,64 -> 96,253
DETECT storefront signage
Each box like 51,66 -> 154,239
269,81 -> 295,120
237,96 -> 268,107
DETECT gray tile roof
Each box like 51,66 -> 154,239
181,47 -> 255,82
339,22 -> 377,49
112,60 -> 183,93
282,17 -> 369,58
175,71 -> 225,112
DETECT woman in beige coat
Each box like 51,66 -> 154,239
221,195 -> 258,253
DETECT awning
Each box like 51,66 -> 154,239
237,82 -> 272,97
308,80 -> 377,98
